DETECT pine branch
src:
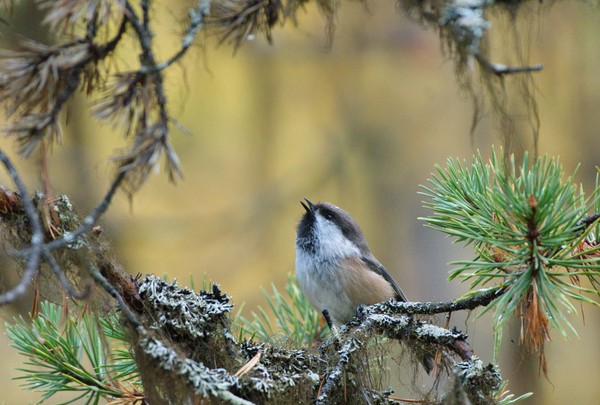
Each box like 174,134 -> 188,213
420,149 -> 600,373
6,302 -> 143,404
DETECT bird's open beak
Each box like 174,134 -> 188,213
300,198 -> 315,213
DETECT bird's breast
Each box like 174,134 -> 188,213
295,250 -> 357,324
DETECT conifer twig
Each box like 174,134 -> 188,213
0,148 -> 43,305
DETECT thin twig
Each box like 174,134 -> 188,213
27,9 -> 102,138
0,148 -> 44,305
88,264 -> 142,332
102,17 -> 129,54
42,249 -> 91,300
371,286 -> 506,316
141,0 -> 150,32
122,0 -> 181,183
17,170 -> 127,256
134,17 -> 169,126
475,54 -> 543,77
576,212 -> 600,233
152,1 -> 210,72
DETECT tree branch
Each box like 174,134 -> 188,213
475,54 -> 543,77
16,171 -> 127,257
368,286 -> 506,316
0,149 -> 44,305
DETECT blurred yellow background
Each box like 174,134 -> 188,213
1,1 -> 599,403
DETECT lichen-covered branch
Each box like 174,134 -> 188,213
133,275 -> 323,404
315,303 -> 500,403
402,0 -> 543,75
137,336 -> 253,404
370,286 -> 506,316
445,359 -> 503,405
0,183 -> 517,403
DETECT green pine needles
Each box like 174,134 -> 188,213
5,302 -> 142,404
236,273 -> 327,347
420,150 -> 600,372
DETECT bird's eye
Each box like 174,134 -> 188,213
321,209 -> 334,220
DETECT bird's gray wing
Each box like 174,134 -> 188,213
361,256 -> 408,302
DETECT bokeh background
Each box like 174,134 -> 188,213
1,0 -> 600,403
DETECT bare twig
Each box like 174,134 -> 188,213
93,16 -> 129,58
41,249 -> 91,300
127,3 -> 168,121
577,212 -> 600,232
475,54 -> 543,77
88,264 -> 142,332
0,148 -> 44,305
107,1 -> 182,191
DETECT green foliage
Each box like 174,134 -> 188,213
236,273 -> 327,347
5,302 -> 141,404
420,149 -> 600,361
495,382 -> 534,405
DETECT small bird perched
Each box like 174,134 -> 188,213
295,198 -> 434,373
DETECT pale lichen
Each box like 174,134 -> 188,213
138,275 -> 234,340
139,335 -> 252,404
440,0 -> 492,55
451,357 -> 502,404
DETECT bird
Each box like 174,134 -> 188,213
295,198 -> 434,373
